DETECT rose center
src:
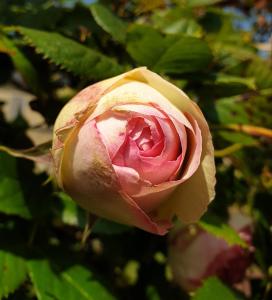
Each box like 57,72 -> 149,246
136,127 -> 154,151
129,118 -> 154,152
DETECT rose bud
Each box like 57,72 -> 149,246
168,211 -> 254,291
52,67 -> 215,235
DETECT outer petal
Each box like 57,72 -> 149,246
91,81 -> 194,132
53,70 -> 143,138
60,116 -> 171,235
52,68 -> 148,186
96,111 -> 128,158
158,151 -> 215,223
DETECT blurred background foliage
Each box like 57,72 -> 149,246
0,0 -> 272,299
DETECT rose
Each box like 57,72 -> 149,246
52,67 -> 215,235
168,213 -> 254,292
168,211 -> 254,291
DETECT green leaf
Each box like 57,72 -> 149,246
160,18 -> 202,36
55,192 -> 86,228
0,35 -> 40,92
192,277 -> 242,300
199,218 -> 247,248
16,26 -> 124,80
206,97 -> 249,124
219,131 -> 257,146
126,25 -> 212,74
154,36 -> 213,74
200,74 -> 256,97
0,249 -> 27,299
90,4 -> 127,43
126,25 -> 167,67
0,153 -> 31,219
152,8 -> 202,36
28,259 -> 117,300
212,42 -> 257,63
215,74 -> 256,90
63,265 -> 116,300
246,59 -> 272,90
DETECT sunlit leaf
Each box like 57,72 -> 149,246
246,58 -> 272,90
219,131 -> 257,146
199,217 -> 247,248
152,8 -> 202,36
55,192 -> 86,228
154,36 -> 213,74
126,25 -> 167,67
0,249 -> 27,299
192,277 -> 243,300
205,96 -> 249,124
127,25 -> 212,74
28,259 -> 117,300
215,74 -> 256,90
90,3 -> 127,43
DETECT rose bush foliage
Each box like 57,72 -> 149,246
0,1 -> 272,299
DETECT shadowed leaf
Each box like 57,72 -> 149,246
16,26 -> 124,80
90,3 -> 127,43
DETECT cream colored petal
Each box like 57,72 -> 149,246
157,140 -> 215,223
53,67 -> 148,142
91,82 -> 193,132
52,67 -> 147,185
